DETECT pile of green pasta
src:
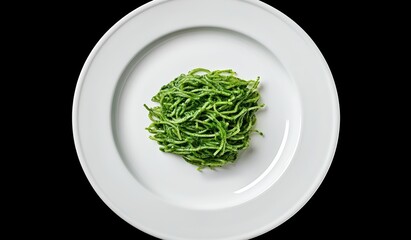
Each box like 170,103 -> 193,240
144,68 -> 264,170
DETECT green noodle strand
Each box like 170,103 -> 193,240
144,68 -> 264,170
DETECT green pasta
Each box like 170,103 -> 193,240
144,68 -> 264,170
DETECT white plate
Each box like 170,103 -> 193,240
72,0 -> 339,239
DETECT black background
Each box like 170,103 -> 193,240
17,0 -> 392,238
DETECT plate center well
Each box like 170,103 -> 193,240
112,27 -> 301,210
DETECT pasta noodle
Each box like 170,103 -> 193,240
144,68 -> 264,170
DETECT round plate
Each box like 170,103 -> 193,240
72,0 -> 339,239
